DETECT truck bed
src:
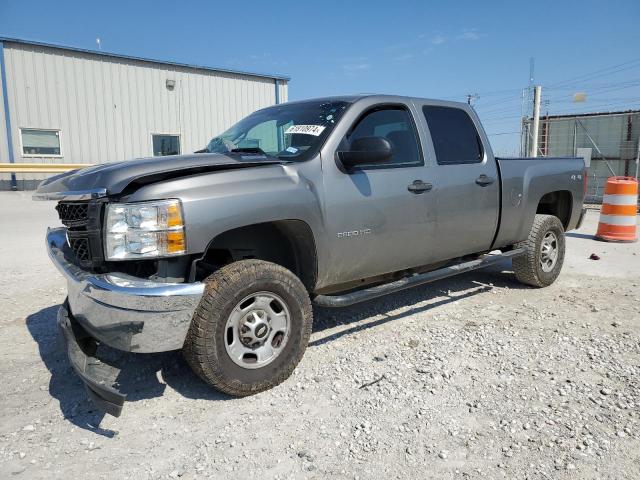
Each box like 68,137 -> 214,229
493,156 -> 586,249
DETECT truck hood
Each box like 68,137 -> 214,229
33,152 -> 285,200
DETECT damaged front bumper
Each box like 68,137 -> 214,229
47,227 -> 204,353
47,227 -> 205,415
58,302 -> 127,417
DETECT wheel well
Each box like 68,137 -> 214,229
195,220 -> 317,292
536,190 -> 572,229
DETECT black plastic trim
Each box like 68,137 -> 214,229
57,301 -> 126,417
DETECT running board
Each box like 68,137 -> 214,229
313,248 -> 526,308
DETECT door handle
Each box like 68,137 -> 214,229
408,180 -> 433,194
475,174 -> 495,187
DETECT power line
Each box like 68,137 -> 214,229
463,58 -> 640,157
541,100 -> 640,116
476,97 -> 522,113
547,58 -> 640,89
547,78 -> 640,91
542,83 -> 640,103
478,73 -> 640,118
543,96 -> 640,108
478,103 -> 525,117
479,87 -> 640,122
480,115 -> 524,126
442,87 -> 524,101
486,131 -> 520,136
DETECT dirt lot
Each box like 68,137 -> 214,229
0,191 -> 639,479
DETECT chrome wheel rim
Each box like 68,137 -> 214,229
540,231 -> 559,273
224,291 -> 290,369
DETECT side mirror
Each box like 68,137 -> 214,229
337,136 -> 392,169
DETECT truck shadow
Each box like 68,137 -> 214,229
25,261 -> 524,435
310,261 -> 527,346
25,307 -> 228,437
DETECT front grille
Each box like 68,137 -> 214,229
56,202 -> 89,228
56,200 -> 104,268
69,237 -> 91,264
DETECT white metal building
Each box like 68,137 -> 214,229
0,37 -> 289,190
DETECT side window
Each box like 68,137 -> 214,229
347,107 -> 422,167
422,106 -> 483,165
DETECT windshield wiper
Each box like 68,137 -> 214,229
228,147 -> 294,164
230,147 -> 267,155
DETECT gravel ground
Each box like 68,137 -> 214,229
0,191 -> 639,479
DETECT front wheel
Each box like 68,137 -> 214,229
183,259 -> 313,396
513,214 -> 565,287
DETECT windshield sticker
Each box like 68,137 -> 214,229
285,125 -> 326,136
286,146 -> 299,153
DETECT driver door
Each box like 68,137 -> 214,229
321,104 -> 435,284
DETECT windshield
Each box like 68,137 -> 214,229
205,100 -> 350,161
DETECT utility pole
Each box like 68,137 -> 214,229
527,57 -> 535,110
529,85 -> 542,157
520,116 -> 525,157
529,58 -> 535,92
635,136 -> 639,179
522,58 -> 536,157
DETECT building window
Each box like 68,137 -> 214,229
20,129 -> 62,156
152,134 -> 181,156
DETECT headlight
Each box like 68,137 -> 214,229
104,199 -> 186,260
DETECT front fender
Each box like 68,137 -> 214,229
123,161 -> 330,284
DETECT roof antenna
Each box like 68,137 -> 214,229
467,93 -> 479,106
96,38 -> 101,51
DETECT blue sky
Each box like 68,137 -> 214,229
2,0 -> 639,155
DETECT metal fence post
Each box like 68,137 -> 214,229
0,41 -> 17,190
576,119 -> 616,176
635,137 -> 639,179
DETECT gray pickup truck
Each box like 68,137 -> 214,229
34,94 -> 586,416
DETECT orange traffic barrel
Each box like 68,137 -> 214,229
595,176 -> 638,242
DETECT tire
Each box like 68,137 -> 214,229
513,214 -> 565,287
183,259 -> 312,397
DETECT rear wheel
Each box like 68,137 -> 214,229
513,214 -> 565,287
183,259 -> 312,396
